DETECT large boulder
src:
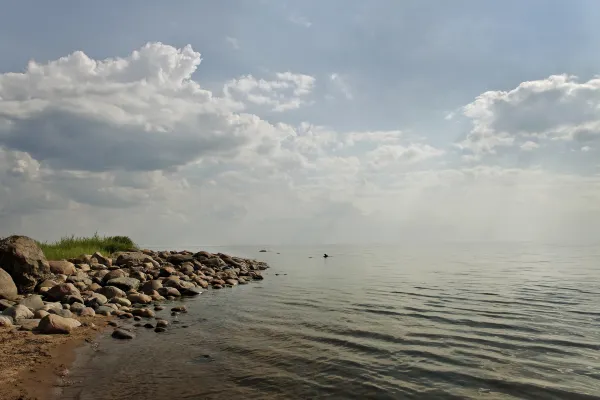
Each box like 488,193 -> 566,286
37,314 -> 81,334
0,236 -> 51,293
0,316 -> 13,327
92,252 -> 112,267
140,280 -> 162,295
114,252 -> 147,266
48,260 -> 77,276
0,268 -> 18,300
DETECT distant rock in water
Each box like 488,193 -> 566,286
259,249 -> 267,253
323,254 -> 329,258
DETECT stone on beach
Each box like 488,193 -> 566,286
0,268 -> 18,300
107,277 -> 140,291
37,314 -> 81,334
45,283 -> 81,302
0,235 -> 51,293
48,260 -> 77,276
3,304 -> 34,320
18,294 -> 44,311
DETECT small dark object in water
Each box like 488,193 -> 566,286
323,254 -> 329,258
259,249 -> 267,253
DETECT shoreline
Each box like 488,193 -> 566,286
0,236 -> 269,400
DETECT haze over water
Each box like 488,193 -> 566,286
62,243 -> 600,399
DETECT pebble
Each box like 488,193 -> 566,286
154,327 -> 166,333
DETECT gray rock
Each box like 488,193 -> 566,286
0,236 -> 51,293
107,277 -> 140,291
0,299 -> 14,311
79,307 -> 95,317
102,269 -> 127,283
98,285 -> 126,299
131,308 -> 155,318
95,306 -> 115,316
110,297 -> 131,307
114,252 -> 147,266
18,319 -> 41,331
181,287 -> 202,296
63,295 -> 85,305
140,280 -> 163,295
171,305 -> 187,313
49,308 -> 73,318
112,328 -> 135,339
18,295 -> 44,311
85,293 -> 108,308
154,327 -> 166,333
0,268 -> 18,300
69,302 -> 85,314
92,251 -> 112,267
127,293 -> 152,304
3,304 -> 34,320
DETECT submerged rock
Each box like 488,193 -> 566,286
112,328 -> 135,340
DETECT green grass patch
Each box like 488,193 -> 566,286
38,234 -> 137,260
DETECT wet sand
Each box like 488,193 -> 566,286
0,316 -> 111,400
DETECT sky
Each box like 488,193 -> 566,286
1,0 -> 600,246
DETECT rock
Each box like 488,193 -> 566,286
107,277 -> 140,291
48,260 -> 77,276
158,287 -> 181,297
212,284 -> 223,289
3,304 -> 34,320
34,309 -> 49,319
0,315 -> 13,327
131,308 -> 155,318
92,252 -> 112,267
88,282 -> 102,292
18,319 -> 41,331
114,252 -> 147,266
251,271 -> 264,280
127,293 -> 152,305
143,323 -> 154,329
110,297 -> 131,307
0,268 -> 18,300
108,321 -> 119,327
78,263 -> 91,272
167,254 -> 194,265
0,236 -> 51,293
140,280 -> 162,295
49,308 -> 73,318
259,249 -> 267,252
98,286 -> 126,299
171,305 -> 187,313
45,283 -> 81,302
154,327 -> 166,333
154,305 -> 164,311
69,302 -> 85,314
41,302 -> 62,312
38,314 -> 81,334
62,303 -> 70,310
0,299 -> 14,311
133,316 -> 141,321
95,306 -> 115,316
79,307 -> 95,317
37,279 -> 58,290
19,295 -> 44,311
112,328 -> 135,339
63,295 -> 85,305
156,319 -> 168,328
195,279 -> 209,289
85,293 -> 108,308
181,287 -> 202,296
159,266 -> 176,277
102,269 -> 127,283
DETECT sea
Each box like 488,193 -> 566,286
61,243 -> 600,399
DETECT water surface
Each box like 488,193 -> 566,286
62,244 -> 600,399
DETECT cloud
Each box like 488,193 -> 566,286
0,42 -> 598,245
288,15 -> 312,28
329,73 -> 353,100
223,72 -> 316,112
457,74 -> 600,157
225,36 -> 240,50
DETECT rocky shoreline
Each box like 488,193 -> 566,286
0,235 -> 269,398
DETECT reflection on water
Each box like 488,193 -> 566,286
62,244 -> 600,399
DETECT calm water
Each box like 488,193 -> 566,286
61,244 -> 600,399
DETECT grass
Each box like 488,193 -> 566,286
38,233 -> 137,261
